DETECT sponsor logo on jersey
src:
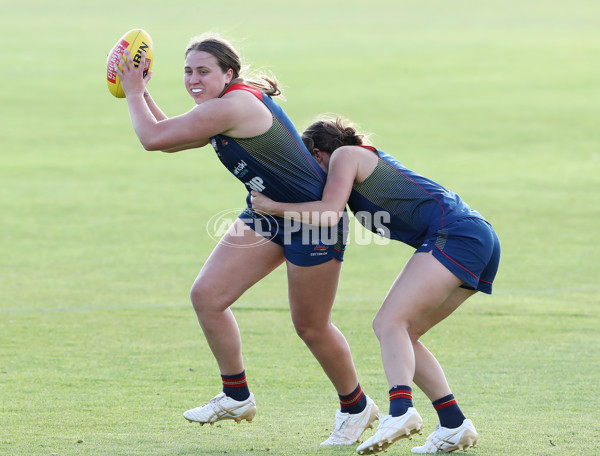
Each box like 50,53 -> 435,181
233,160 -> 247,176
245,176 -> 266,192
314,242 -> 328,251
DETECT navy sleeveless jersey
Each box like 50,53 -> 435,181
348,146 -> 483,248
209,83 -> 326,204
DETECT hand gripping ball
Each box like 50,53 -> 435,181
107,28 -> 153,98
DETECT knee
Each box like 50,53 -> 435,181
189,281 -> 208,316
292,319 -> 324,346
372,312 -> 389,341
372,310 -> 412,341
190,280 -> 230,318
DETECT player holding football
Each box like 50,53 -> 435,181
251,116 -> 501,454
114,34 -> 379,446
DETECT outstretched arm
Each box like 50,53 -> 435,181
251,148 -> 359,226
116,50 -> 236,152
142,86 -> 203,152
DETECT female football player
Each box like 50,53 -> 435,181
115,35 -> 378,445
251,116 -> 501,454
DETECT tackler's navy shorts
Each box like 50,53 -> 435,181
415,217 -> 500,294
239,207 -> 346,267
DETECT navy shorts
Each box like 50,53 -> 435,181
239,207 -> 346,267
415,217 -> 500,294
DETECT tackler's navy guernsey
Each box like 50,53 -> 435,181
348,146 -> 484,249
209,83 -> 327,204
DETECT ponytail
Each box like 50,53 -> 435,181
302,116 -> 365,153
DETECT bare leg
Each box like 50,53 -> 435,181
286,259 -> 359,395
413,342 -> 452,400
357,252 -> 478,454
372,251 -> 472,388
190,219 -> 284,375
412,287 -> 476,400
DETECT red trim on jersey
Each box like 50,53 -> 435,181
361,145 -> 378,153
222,82 -> 263,99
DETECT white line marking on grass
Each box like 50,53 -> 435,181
1,285 -> 598,314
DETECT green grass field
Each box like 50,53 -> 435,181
1,1 -> 599,455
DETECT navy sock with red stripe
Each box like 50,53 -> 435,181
432,393 -> 466,429
221,371 -> 250,401
339,384 -> 367,414
389,385 -> 413,417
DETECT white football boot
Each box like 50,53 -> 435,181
356,407 -> 423,454
411,419 -> 478,453
183,392 -> 256,425
321,396 -> 380,445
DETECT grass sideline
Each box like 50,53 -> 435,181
2,1 -> 599,455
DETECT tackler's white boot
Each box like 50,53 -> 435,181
356,407 -> 423,454
411,419 -> 478,453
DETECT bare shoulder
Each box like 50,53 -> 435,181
330,145 -> 363,161
332,145 -> 378,184
220,89 -> 273,138
332,145 -> 377,165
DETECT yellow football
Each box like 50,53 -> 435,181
106,28 -> 154,98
